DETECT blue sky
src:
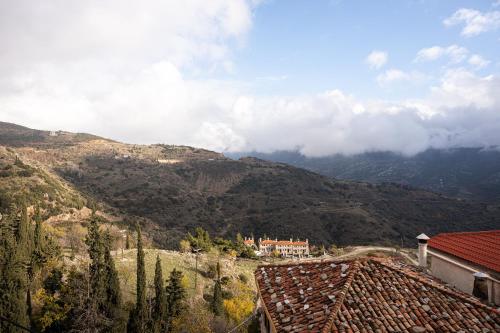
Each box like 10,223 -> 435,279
1,0 -> 499,156
212,0 -> 499,99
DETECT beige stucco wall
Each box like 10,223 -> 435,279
430,255 -> 474,294
492,280 -> 500,305
429,254 -> 500,305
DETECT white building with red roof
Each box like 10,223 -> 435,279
244,236 -> 258,250
417,230 -> 500,306
258,237 -> 310,258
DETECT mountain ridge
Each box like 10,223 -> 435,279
227,148 -> 500,203
1,121 -> 499,248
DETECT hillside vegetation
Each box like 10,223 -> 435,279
1,121 -> 499,249
230,148 -> 500,202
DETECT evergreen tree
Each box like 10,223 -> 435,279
211,262 -> 224,316
0,206 -> 29,332
186,227 -> 212,252
103,231 -> 122,321
152,255 -> 166,333
85,215 -> 105,302
82,214 -> 114,332
165,268 -> 186,332
127,224 -> 147,333
33,206 -> 43,256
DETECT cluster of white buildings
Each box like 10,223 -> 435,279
244,236 -> 310,258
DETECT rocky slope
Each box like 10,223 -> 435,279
1,122 -> 499,248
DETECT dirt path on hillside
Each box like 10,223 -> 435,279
334,246 -> 418,265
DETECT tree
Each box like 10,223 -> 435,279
17,203 -> 35,324
127,224 -> 147,333
223,281 -> 254,326
235,233 -> 256,259
0,205 -> 30,332
83,214 -> 111,332
103,231 -> 123,330
165,268 -> 186,331
186,227 -> 211,252
85,215 -> 105,303
17,203 -> 33,254
211,262 -> 224,316
170,301 -> 213,333
152,255 -> 166,333
179,239 -> 190,253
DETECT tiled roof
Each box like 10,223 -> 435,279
428,230 -> 500,273
244,239 -> 255,245
260,240 -> 308,246
255,259 -> 500,333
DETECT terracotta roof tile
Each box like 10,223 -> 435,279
255,259 -> 500,333
428,230 -> 500,273
260,240 -> 308,246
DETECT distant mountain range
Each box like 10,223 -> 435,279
1,121 -> 499,249
227,148 -> 500,203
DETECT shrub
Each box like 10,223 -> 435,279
238,274 -> 248,284
220,276 -> 231,286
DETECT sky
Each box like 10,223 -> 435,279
0,0 -> 499,156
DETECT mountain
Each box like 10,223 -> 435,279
227,148 -> 500,203
1,121 -> 499,248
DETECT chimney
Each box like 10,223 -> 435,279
290,238 -> 292,242
416,233 -> 430,267
473,272 -> 493,304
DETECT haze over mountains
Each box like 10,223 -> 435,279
1,121 -> 499,249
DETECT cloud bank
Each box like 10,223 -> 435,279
0,1 -> 499,158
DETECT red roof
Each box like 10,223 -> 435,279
428,230 -> 500,273
260,240 -> 307,246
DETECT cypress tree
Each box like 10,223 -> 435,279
85,215 -> 104,302
152,255 -> 166,333
211,262 -> 224,316
33,206 -> 43,254
127,224 -> 147,333
165,268 -> 186,331
103,231 -> 122,318
17,202 -> 33,257
0,205 -> 29,332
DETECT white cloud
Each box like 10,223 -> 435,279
415,45 -> 468,63
0,0 -> 256,73
468,54 -> 490,69
2,60 -> 499,157
444,8 -> 500,37
376,69 -> 426,86
365,51 -> 388,69
1,1 -> 500,157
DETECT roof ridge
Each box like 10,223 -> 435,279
321,260 -> 361,333
433,230 -> 500,237
375,259 -> 500,314
255,258 -> 354,269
